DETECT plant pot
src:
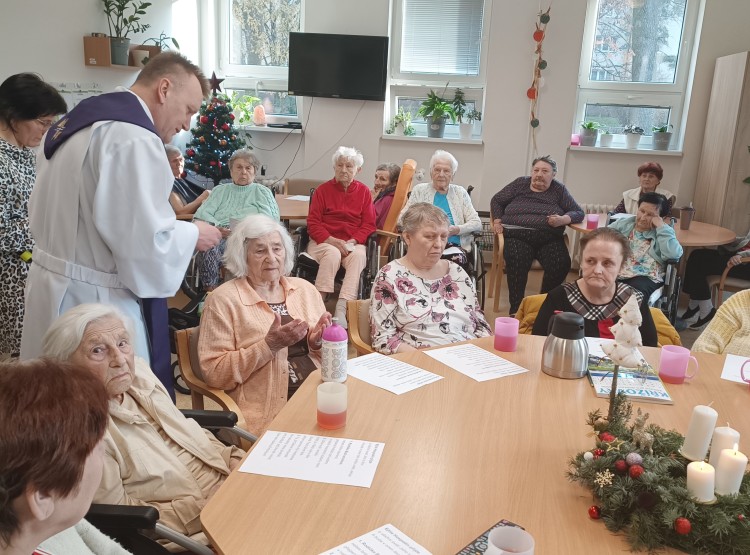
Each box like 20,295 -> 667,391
579,128 -> 598,147
394,122 -> 405,136
459,122 -> 473,140
131,49 -> 149,68
426,115 -> 447,139
110,37 -> 131,66
625,134 -> 642,149
652,132 -> 672,150
599,134 -> 614,147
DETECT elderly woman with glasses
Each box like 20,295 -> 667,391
491,155 -> 584,316
399,150 -> 481,269
199,214 -> 331,436
370,203 -> 491,354
193,148 -> 280,291
0,73 -> 66,358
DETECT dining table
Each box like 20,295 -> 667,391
275,193 -> 310,222
200,335 -> 749,554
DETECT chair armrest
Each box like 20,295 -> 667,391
375,229 -> 400,239
180,409 -> 238,428
86,504 -> 159,530
153,523 -> 214,555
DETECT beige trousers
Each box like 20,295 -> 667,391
306,240 -> 367,300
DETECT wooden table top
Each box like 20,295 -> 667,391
201,335 -> 748,554
569,215 -> 736,248
275,194 -> 310,221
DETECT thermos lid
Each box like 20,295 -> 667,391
549,312 -> 585,340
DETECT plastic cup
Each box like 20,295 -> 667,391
486,526 -> 535,555
317,382 -> 347,430
679,207 -> 695,230
586,214 -> 600,230
494,317 -> 519,352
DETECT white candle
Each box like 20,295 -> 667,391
715,445 -> 748,496
681,405 -> 718,461
708,426 -> 740,467
687,461 -> 716,502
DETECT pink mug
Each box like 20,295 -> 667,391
659,345 -> 698,384
494,317 -> 519,352
586,214 -> 600,230
741,359 -> 750,387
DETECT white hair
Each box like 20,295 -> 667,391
228,148 -> 261,172
42,303 -> 136,361
164,144 -> 182,160
332,146 -> 363,169
223,214 -> 296,277
429,150 -> 458,174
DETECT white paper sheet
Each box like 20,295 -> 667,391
347,353 -> 443,394
720,353 -> 750,384
285,195 -> 311,201
239,431 -> 384,488
320,524 -> 431,555
422,344 -> 529,382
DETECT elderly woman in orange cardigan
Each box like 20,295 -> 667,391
198,214 -> 331,435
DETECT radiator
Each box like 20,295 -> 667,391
579,203 -> 616,214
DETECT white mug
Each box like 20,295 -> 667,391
486,526 -> 534,555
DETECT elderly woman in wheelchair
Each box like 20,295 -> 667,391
42,303 -> 244,551
0,358 -> 131,554
607,191 -> 682,301
370,203 -> 490,354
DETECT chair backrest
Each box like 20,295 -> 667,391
347,299 -> 374,356
379,159 -> 416,254
286,178 -> 325,196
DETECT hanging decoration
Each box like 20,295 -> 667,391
528,6 -> 551,156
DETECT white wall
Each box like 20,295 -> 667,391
4,0 -> 750,215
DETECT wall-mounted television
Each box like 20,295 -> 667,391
288,32 -> 388,102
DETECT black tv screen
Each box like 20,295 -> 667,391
288,32 -> 388,101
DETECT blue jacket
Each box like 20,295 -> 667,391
608,215 -> 683,264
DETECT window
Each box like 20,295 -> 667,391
576,0 -> 699,148
389,0 -> 491,138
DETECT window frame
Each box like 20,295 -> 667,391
575,0 -> 701,147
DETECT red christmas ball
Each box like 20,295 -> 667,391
533,30 -> 545,42
598,432 -> 615,442
614,460 -> 628,475
593,448 -> 605,459
629,464 -> 644,479
209,160 -> 217,166
588,506 -> 601,519
229,113 -> 235,120
200,116 -> 209,124
674,517 -> 691,535
186,148 -> 195,157
526,87 -> 537,100
221,123 -> 230,131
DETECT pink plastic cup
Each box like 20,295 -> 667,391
494,317 -> 519,352
659,345 -> 699,384
741,359 -> 750,388
586,214 -> 600,230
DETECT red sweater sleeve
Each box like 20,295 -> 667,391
306,179 -> 332,244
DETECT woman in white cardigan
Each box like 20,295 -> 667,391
399,150 -> 481,268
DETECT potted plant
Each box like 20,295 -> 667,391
652,123 -> 673,150
599,129 -> 614,148
624,124 -> 645,149
388,107 -> 414,136
136,31 -> 179,65
418,86 -> 456,139
579,121 -> 600,147
467,108 -> 482,135
230,92 -> 261,124
452,88 -> 473,139
102,0 -> 152,66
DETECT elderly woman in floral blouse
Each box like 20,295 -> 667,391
370,203 -> 490,353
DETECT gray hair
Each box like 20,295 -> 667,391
332,146 -> 363,168
376,163 -> 401,186
223,214 -> 295,277
41,303 -> 135,362
164,144 -> 182,160
229,148 -> 261,173
532,155 -> 557,173
429,150 -> 458,174
400,202 -> 450,235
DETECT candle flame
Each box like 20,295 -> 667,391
733,442 -> 739,453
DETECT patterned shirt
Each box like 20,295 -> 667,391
619,229 -> 664,283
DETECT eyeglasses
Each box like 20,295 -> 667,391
36,118 -> 57,130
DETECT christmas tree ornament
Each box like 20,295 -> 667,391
593,448 -> 605,458
229,113 -> 235,120
199,115 -> 209,124
583,451 -> 594,461
208,72 -> 225,94
539,11 -> 550,24
594,470 -> 614,488
625,452 -> 643,466
674,518 -> 691,535
628,464 -> 644,479
538,59 -> 548,70
588,506 -> 601,519
530,118 -> 539,128
614,460 -> 628,475
526,87 -> 537,100
222,123 -> 230,131
599,432 -> 615,442
533,29 -> 545,42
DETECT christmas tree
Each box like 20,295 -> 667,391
184,77 -> 246,185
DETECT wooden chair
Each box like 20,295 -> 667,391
707,259 -> 750,307
174,326 -> 256,449
347,299 -> 375,356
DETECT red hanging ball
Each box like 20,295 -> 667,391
186,148 -> 195,157
629,464 -> 644,479
598,432 -> 615,442
209,160 -> 217,166
533,30 -> 545,42
593,448 -> 605,458
526,87 -> 537,100
229,113 -> 235,120
199,116 -> 209,124
674,517 -> 691,535
588,506 -> 601,519
222,123 -> 230,131
614,460 -> 628,475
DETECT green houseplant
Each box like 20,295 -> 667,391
388,107 -> 414,136
624,124 -> 644,149
453,88 -> 474,139
230,92 -> 261,124
579,120 -> 600,147
102,0 -> 152,65
418,87 -> 456,139
652,123 -> 673,150
138,32 -> 180,65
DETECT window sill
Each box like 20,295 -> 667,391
381,134 -> 483,146
237,125 -> 302,135
569,145 -> 683,157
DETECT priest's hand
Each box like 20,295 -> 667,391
194,221 -> 222,251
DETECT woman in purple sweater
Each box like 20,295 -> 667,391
490,155 -> 584,315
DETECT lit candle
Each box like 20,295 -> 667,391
708,425 -> 740,467
715,445 -> 748,496
681,405 -> 718,461
686,461 -> 716,502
